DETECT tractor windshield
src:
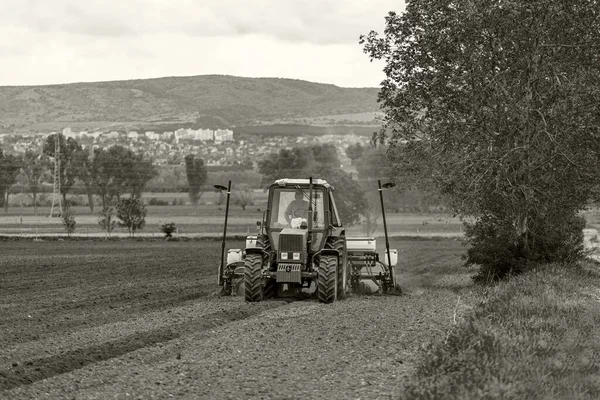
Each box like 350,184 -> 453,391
269,187 -> 325,229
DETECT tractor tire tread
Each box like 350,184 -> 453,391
325,236 -> 347,300
317,255 -> 337,303
244,254 -> 263,302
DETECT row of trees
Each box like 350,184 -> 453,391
0,133 -> 157,214
0,133 -> 215,213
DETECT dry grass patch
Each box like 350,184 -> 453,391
400,261 -> 600,400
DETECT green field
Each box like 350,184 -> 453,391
0,190 -> 465,237
0,207 -> 464,237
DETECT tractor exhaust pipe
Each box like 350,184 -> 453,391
215,180 -> 232,286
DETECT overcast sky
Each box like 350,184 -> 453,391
0,0 -> 405,88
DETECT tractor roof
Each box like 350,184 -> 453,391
273,178 -> 331,188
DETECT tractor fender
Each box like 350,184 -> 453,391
313,248 -> 340,259
245,247 -> 269,258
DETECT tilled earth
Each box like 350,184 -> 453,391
0,238 -> 477,399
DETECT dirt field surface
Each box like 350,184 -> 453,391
0,238 -> 477,399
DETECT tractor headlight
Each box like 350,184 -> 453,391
281,252 -> 288,260
292,252 -> 300,260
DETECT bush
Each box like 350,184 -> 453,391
159,221 -> 177,238
98,206 -> 117,237
465,212 -> 586,283
148,197 -> 170,206
62,206 -> 76,237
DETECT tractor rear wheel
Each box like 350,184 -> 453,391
244,254 -> 263,302
317,255 -> 337,303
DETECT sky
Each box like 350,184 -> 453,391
0,0 -> 405,88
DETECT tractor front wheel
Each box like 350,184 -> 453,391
324,236 -> 348,300
317,255 -> 338,303
244,254 -> 263,302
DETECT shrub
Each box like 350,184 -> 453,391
465,212 -> 586,283
98,206 -> 117,238
62,206 -> 76,237
233,185 -> 254,210
159,221 -> 177,238
148,197 -> 169,206
116,198 -> 147,237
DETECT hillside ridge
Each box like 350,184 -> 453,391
0,75 -> 380,132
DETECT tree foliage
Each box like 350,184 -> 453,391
351,146 -> 395,185
20,150 -> 51,214
91,146 -> 156,209
258,144 -> 367,226
257,144 -> 341,187
345,142 -> 365,163
62,204 -> 76,237
71,149 -> 95,213
310,164 -> 368,226
116,198 -> 147,237
362,1 -> 600,276
128,153 -> 157,199
232,185 -> 254,211
98,206 -> 117,238
0,149 -> 22,212
184,154 -> 208,206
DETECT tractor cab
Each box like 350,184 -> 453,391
263,179 -> 343,255
237,178 -> 347,303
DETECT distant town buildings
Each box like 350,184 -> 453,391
0,126 -> 370,168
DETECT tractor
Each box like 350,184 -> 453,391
217,178 -> 401,302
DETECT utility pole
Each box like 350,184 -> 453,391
49,134 -> 62,217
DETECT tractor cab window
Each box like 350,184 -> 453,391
270,187 -> 325,229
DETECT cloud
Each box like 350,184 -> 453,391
2,0 -> 402,43
0,0 -> 401,87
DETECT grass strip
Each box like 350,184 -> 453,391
400,261 -> 600,400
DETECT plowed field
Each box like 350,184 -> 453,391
0,238 -> 477,399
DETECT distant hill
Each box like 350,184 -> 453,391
0,75 -> 381,132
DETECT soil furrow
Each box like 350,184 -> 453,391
0,301 -> 284,391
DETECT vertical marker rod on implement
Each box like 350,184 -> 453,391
216,180 -> 232,286
378,179 -> 394,286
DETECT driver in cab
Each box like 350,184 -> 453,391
284,190 -> 309,227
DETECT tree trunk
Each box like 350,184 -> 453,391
86,186 -> 94,214
33,192 -> 37,216
515,212 -> 529,251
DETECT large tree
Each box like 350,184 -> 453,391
90,145 -> 156,209
362,1 -> 600,274
71,149 -> 96,213
0,149 -> 21,212
20,150 -> 51,215
257,144 -> 341,187
184,154 -> 207,206
128,152 -> 157,199
42,133 -> 81,205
